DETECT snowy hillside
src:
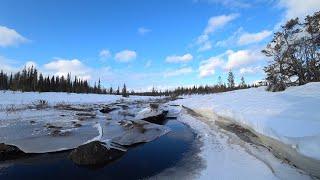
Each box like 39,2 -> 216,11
172,82 -> 320,161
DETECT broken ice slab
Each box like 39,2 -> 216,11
112,120 -> 170,146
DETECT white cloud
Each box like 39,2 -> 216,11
115,50 -> 137,62
195,14 -> 239,52
199,56 -> 224,78
44,58 -> 92,80
204,14 -> 239,35
225,49 -> 265,70
99,49 -> 111,60
238,30 -> 272,45
0,26 -> 28,47
138,27 -> 151,35
165,53 -> 193,63
164,67 -> 193,77
239,66 -> 263,74
0,56 -> 18,72
25,61 -> 37,68
279,0 -> 320,20
145,60 -> 152,68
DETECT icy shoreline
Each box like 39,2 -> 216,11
172,82 -> 320,161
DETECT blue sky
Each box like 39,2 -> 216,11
0,0 -> 319,90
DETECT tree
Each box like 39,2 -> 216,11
240,76 -> 246,88
116,86 -> 120,95
122,83 -> 128,97
262,11 -> 320,91
227,71 -> 235,89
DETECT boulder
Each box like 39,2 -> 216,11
135,107 -> 168,125
0,143 -> 27,161
141,111 -> 168,125
69,141 -> 125,166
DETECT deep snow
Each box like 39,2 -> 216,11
172,82 -> 320,161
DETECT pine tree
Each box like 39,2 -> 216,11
122,83 -> 128,97
227,71 -> 235,89
240,76 -> 246,88
116,86 -> 120,95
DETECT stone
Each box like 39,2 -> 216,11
69,141 -> 124,166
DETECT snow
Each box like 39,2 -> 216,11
0,90 -> 155,106
172,82 -> 320,160
170,107 -> 310,180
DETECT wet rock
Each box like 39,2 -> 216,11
141,111 -> 168,125
45,123 -> 62,129
100,106 -> 118,113
135,107 -> 168,125
74,123 -> 82,128
0,143 -> 27,161
76,112 -> 96,118
113,120 -> 170,146
69,141 -> 125,166
50,129 -> 72,137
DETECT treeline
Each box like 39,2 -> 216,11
132,71 -> 259,96
263,11 -> 320,91
0,66 -> 107,94
0,67 -> 256,97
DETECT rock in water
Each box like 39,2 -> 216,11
69,141 -> 124,166
113,120 -> 170,146
135,107 -> 168,125
99,106 -> 118,113
0,143 -> 27,161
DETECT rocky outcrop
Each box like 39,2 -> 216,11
69,141 -> 125,166
0,143 -> 27,161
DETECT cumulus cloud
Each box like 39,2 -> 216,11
44,58 -> 92,80
238,30 -> 272,45
165,53 -> 193,63
199,56 -> 224,78
138,27 -> 151,35
279,0 -> 320,20
0,26 -> 28,47
204,14 -> 239,35
164,67 -> 193,77
239,66 -> 263,75
225,49 -> 265,70
115,50 -> 137,62
195,14 -> 239,51
99,49 -> 111,60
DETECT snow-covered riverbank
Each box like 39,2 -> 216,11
169,82 -> 320,178
172,82 -> 320,162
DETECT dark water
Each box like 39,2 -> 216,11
0,120 -> 196,180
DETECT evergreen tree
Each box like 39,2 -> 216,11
227,71 -> 235,89
122,83 -> 128,97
